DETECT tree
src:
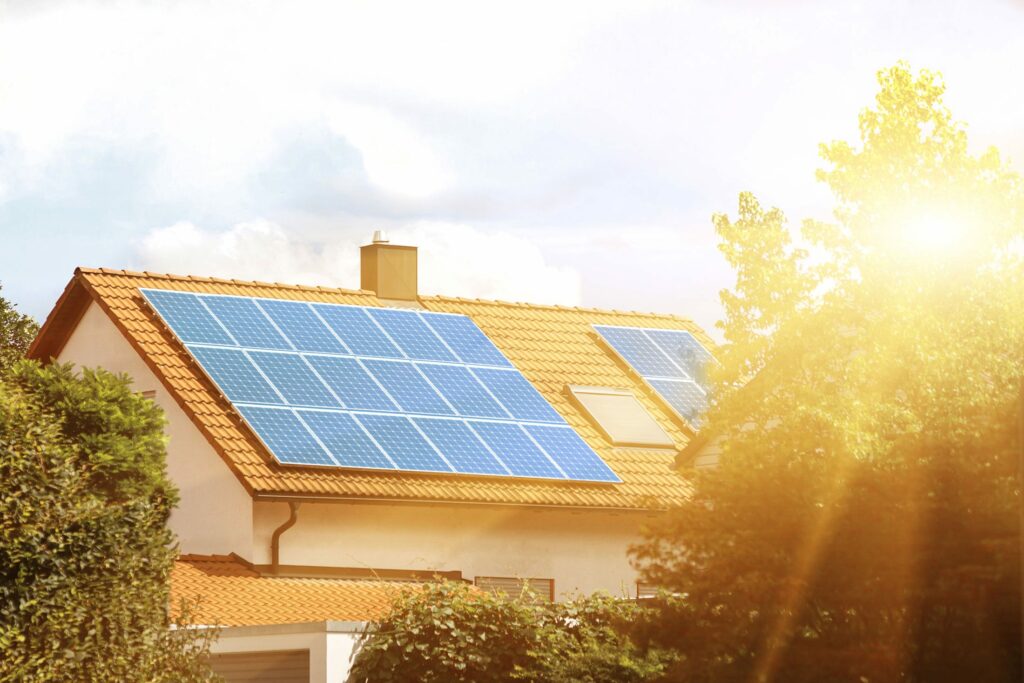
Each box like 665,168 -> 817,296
347,580 -> 672,683
631,63 -> 1024,682
0,361 -> 216,682
0,285 -> 38,375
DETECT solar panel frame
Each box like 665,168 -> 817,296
141,288 -> 621,483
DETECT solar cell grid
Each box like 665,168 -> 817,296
248,351 -> 339,408
472,368 -> 563,423
313,305 -> 403,358
355,413 -> 452,473
594,326 -> 682,378
417,363 -> 509,419
413,418 -> 508,475
648,379 -> 707,425
304,355 -> 398,411
470,421 -> 563,479
363,359 -> 455,415
366,308 -> 457,362
203,296 -> 291,350
421,312 -> 511,367
259,300 -> 347,354
594,325 -> 712,429
297,410 -> 394,469
646,329 -> 712,383
143,290 -> 234,345
188,346 -> 283,405
238,406 -> 335,466
526,425 -> 619,482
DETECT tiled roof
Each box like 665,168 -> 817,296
171,555 -> 405,626
31,268 -> 703,508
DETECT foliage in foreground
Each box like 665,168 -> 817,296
347,580 -> 674,683
632,64 -> 1024,681
0,360 -> 217,682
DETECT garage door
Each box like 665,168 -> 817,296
209,649 -> 309,683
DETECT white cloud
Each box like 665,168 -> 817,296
325,104 -> 453,198
134,220 -> 581,306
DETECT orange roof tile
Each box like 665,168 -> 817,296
171,555 -> 406,626
31,268 -> 703,509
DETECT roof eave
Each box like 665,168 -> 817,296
27,269 -> 94,363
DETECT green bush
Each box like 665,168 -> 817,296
0,362 -> 216,682
347,580 -> 673,683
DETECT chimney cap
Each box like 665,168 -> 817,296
371,230 -> 389,244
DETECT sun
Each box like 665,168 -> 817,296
900,212 -> 969,253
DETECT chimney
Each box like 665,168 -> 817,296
360,231 -> 418,301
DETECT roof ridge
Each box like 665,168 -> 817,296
76,266 -> 374,297
422,293 -> 695,322
75,266 -> 695,323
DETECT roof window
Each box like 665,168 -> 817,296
566,385 -> 674,448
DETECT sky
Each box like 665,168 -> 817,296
1,0 -> 1022,336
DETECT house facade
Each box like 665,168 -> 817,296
29,238 -> 708,682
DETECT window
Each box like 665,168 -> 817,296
636,582 -> 660,599
566,386 -> 674,448
140,390 -> 157,400
475,576 -> 554,603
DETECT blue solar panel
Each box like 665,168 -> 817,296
593,326 -> 682,378
297,410 -> 394,469
313,304 -> 402,358
362,360 -> 454,415
238,406 -> 335,466
248,351 -> 339,408
648,379 -> 707,425
366,308 -> 457,362
526,425 -> 620,482
413,418 -> 508,475
202,296 -> 291,350
188,346 -> 282,404
646,329 -> 713,386
471,368 -> 563,423
304,355 -> 398,412
354,413 -> 452,473
469,421 -> 564,479
594,325 -> 712,429
143,290 -> 234,345
259,300 -> 347,354
417,363 -> 509,419
421,312 -> 511,367
144,289 -> 621,483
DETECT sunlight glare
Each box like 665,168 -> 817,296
901,212 -> 969,253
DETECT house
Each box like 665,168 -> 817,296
28,236 -> 710,683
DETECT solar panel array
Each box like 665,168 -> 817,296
141,289 -> 620,483
593,325 -> 712,428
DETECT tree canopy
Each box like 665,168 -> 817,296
0,285 -> 38,376
632,63 -> 1024,682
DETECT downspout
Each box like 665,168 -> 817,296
270,501 -> 301,574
